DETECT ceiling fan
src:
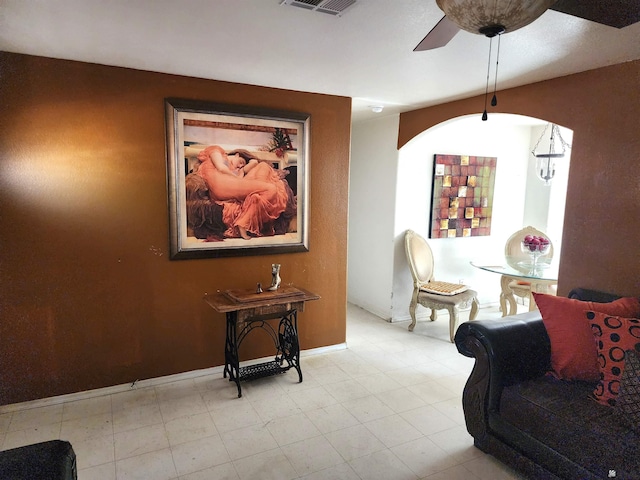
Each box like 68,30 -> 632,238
415,0 -> 640,51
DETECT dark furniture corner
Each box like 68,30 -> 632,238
454,288 -> 638,480
0,440 -> 77,480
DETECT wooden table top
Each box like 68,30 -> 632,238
204,286 -> 320,313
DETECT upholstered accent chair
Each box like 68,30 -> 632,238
404,229 -> 479,342
500,226 -> 556,316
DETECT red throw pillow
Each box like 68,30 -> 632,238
532,293 -> 640,382
587,311 -> 640,406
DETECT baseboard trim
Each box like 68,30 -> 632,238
347,298 -> 390,321
0,342 -> 348,414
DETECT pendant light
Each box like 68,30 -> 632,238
531,124 -> 572,186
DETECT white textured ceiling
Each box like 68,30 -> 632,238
1,0 -> 639,122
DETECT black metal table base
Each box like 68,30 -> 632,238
224,309 -> 302,397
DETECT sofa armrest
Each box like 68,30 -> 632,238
456,311 -> 551,391
454,311 -> 551,447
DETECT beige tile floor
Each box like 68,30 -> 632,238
0,303 -> 527,479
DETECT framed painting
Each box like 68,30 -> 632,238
165,98 -> 310,259
429,154 -> 497,239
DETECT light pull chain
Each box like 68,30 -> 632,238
491,33 -> 501,107
482,36 -> 494,121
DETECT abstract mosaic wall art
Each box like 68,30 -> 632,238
429,154 -> 497,239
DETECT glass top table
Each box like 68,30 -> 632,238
471,257 -> 558,316
471,257 -> 559,281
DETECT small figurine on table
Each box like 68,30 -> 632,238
267,264 -> 281,291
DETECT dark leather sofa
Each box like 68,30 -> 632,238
454,288 -> 639,480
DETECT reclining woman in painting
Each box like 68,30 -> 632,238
195,145 -> 290,240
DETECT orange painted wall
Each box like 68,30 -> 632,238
0,52 -> 351,405
399,60 -> 640,298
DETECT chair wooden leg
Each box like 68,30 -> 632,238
448,306 -> 459,343
527,292 -> 537,312
506,294 -> 517,316
430,309 -> 437,321
469,297 -> 479,321
500,276 -> 517,317
408,290 -> 418,332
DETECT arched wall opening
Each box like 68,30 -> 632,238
392,113 -> 572,322
349,61 -> 639,325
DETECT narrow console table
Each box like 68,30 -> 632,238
204,286 -> 320,397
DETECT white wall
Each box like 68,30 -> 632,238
348,114 -> 400,319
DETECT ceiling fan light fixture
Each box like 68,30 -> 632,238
436,0 -> 556,35
478,25 -> 505,37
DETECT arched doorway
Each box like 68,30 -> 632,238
392,113 -> 572,321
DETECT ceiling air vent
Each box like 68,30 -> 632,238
280,0 -> 357,16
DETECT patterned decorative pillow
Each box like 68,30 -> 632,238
616,349 -> 640,432
587,311 -> 640,406
532,293 -> 640,382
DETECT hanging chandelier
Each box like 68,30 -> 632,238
531,124 -> 572,186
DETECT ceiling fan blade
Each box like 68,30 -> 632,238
414,15 -> 460,51
550,0 -> 640,28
